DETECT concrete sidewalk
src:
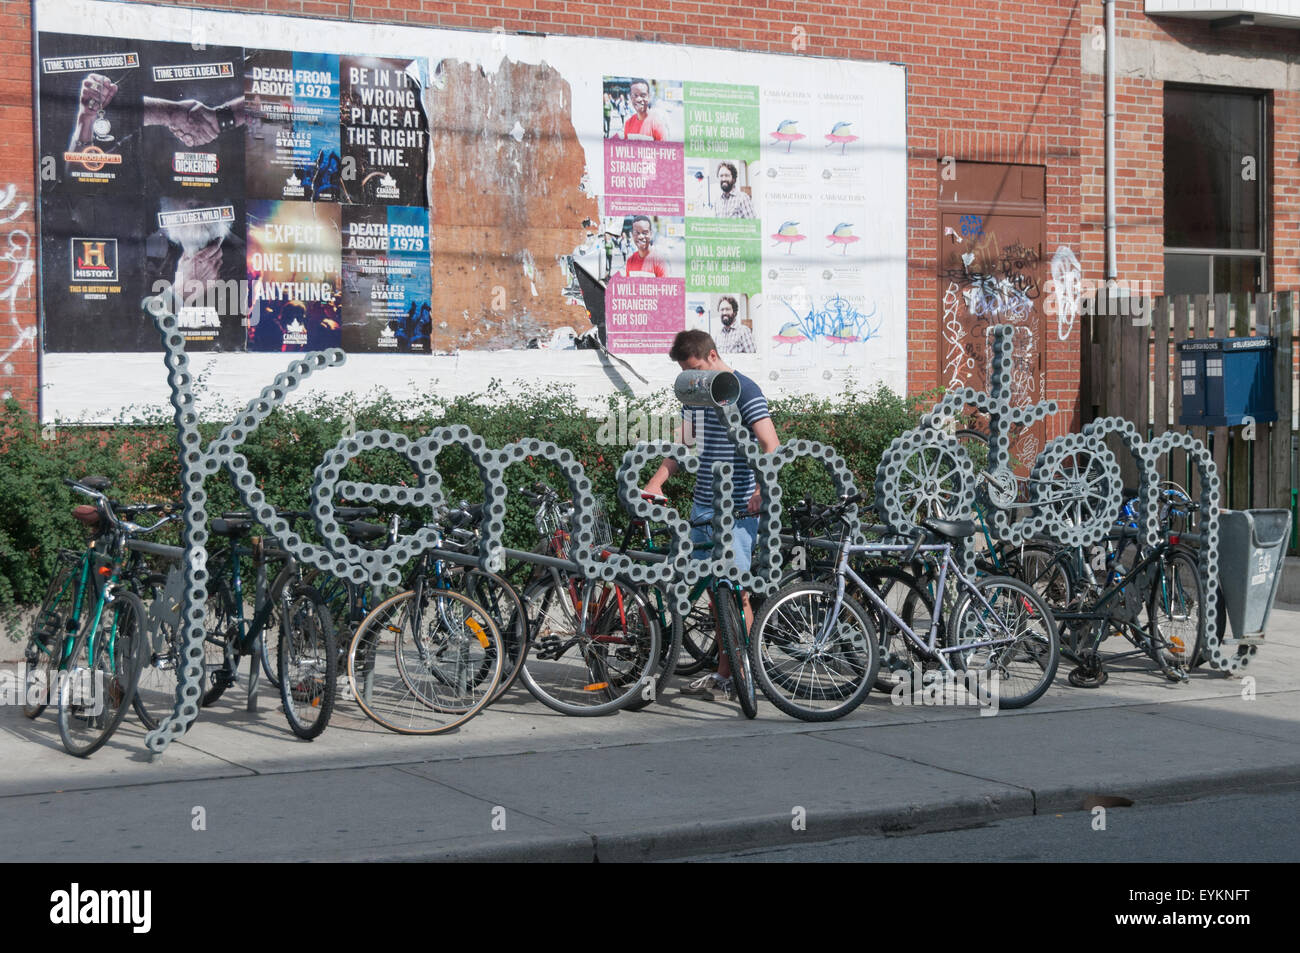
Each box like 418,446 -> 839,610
2,605 -> 1298,862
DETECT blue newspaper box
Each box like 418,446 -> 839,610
1177,337 -> 1276,427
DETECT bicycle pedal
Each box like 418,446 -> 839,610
534,636 -> 563,661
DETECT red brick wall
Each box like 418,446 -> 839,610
0,2 -> 37,407
3,0 -> 1087,419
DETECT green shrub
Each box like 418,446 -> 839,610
1,379 -> 931,630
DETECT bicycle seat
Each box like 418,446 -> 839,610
921,517 -> 977,540
346,520 -> 387,543
211,518 -> 252,538
73,504 -> 100,526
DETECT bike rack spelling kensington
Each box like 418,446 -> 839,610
141,304 -> 1234,756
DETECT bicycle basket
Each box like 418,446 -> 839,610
563,496 -> 613,559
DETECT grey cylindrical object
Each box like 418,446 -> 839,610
674,370 -> 740,407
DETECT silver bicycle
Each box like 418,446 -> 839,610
751,499 -> 1060,721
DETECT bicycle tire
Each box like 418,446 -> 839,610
948,576 -> 1059,710
278,584 -> 337,740
456,567 -> 529,703
749,581 -> 878,721
1002,543 -> 1073,610
257,560 -> 300,689
200,578 -> 241,707
1145,548 -> 1203,680
132,608 -> 182,732
864,566 -> 932,694
346,586 -> 503,734
623,583 -> 683,710
674,587 -> 717,677
24,550 -> 83,719
519,575 -> 660,717
57,590 -> 145,758
715,587 -> 757,718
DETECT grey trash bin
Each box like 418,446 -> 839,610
1217,509 -> 1291,640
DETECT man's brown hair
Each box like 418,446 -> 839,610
669,329 -> 716,362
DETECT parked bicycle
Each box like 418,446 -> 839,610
24,477 -> 177,756
752,494 -> 1059,721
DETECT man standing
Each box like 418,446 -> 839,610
713,161 -> 756,218
714,296 -> 756,353
623,215 -> 670,277
643,330 -> 779,700
621,78 -> 669,141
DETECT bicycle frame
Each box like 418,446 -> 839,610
1053,539 -> 1178,662
822,540 -> 1023,672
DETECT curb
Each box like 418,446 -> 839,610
321,766 -> 1300,862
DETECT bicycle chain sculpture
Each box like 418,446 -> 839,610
875,325 -> 1238,677
144,300 -> 861,753
144,305 -> 1241,754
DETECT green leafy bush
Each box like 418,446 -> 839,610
1,379 -> 931,629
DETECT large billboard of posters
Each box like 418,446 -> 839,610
35,0 -> 905,422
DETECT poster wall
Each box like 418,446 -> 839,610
35,0 -> 906,422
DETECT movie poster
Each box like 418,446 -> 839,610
246,200 -> 342,352
137,39 -> 247,350
339,56 -> 429,207
244,49 -> 341,202
39,194 -> 148,351
38,32 -> 144,197
340,206 -> 431,353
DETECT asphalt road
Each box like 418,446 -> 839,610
677,784 -> 1300,862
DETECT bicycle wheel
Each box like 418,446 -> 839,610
674,587 -> 717,677
749,581 -> 878,721
257,560 -> 300,689
24,551 -> 83,719
623,583 -> 683,711
347,587 -> 503,734
200,579 -> 241,707
57,590 -> 145,758
948,576 -> 1059,710
278,584 -> 337,740
1003,543 -> 1072,610
519,576 -> 660,716
863,566 -> 932,693
715,587 -> 757,718
457,568 -> 529,703
132,610 -> 183,732
1145,548 -> 1203,680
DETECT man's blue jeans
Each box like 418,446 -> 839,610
689,503 -> 758,574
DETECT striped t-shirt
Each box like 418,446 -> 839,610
683,372 -> 771,509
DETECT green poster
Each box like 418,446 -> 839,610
684,82 -> 759,161
686,218 -> 762,294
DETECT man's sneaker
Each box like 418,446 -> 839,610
680,673 -> 732,700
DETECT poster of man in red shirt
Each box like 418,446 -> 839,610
622,214 -> 670,277
604,76 -> 680,141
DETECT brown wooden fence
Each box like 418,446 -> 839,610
1081,290 -> 1297,551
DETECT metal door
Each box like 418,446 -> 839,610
937,162 -> 1047,469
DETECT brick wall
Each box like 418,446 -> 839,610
0,1 -> 37,406
1078,0 -> 1300,297
3,0 -> 1088,419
